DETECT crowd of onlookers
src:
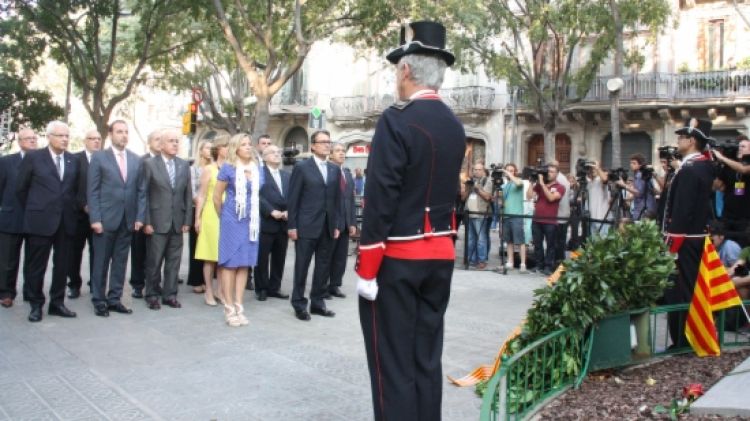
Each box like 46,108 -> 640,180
458,135 -> 750,306
0,121 -> 359,326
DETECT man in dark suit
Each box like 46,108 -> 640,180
67,129 -> 101,299
129,129 -> 162,298
16,120 -> 80,322
137,128 -> 192,310
256,144 -> 291,301
0,128 -> 38,308
87,120 -> 142,317
246,134 -> 273,291
324,142 -> 356,299
287,130 -> 341,321
663,118 -> 717,347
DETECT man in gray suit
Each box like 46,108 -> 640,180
137,129 -> 192,310
87,120 -> 142,317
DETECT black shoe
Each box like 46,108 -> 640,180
323,292 -> 332,300
267,291 -> 289,299
28,306 -> 43,322
108,303 -> 133,314
131,289 -> 144,299
329,288 -> 346,298
161,298 -> 182,308
295,310 -> 311,321
178,278 -> 184,284
94,305 -> 110,317
310,307 -> 335,317
245,281 -> 255,291
48,304 -> 77,318
256,290 -> 267,301
67,288 -> 80,299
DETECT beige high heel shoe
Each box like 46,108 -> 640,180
204,292 -> 217,306
224,304 -> 240,327
235,303 -> 249,326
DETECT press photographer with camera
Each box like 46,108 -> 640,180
584,160 -> 611,236
656,147 -> 681,227
526,164 -> 565,275
713,135 -> 750,247
460,161 -> 494,269
499,163 -> 527,272
711,222 -> 750,331
614,153 -> 657,221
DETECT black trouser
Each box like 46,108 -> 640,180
0,232 -> 24,300
291,227 -> 334,312
130,230 -> 146,291
68,214 -> 93,291
186,218 -> 204,287
554,222 -> 568,267
532,222 -> 557,272
256,230 -> 289,294
359,257 -> 453,421
325,229 -> 349,292
144,229 -> 183,300
665,237 -> 703,348
24,225 -> 72,307
90,218 -> 132,307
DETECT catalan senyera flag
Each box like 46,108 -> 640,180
685,237 -> 743,357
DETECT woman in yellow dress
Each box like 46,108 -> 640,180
195,136 -> 229,306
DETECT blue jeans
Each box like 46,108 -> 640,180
467,217 -> 490,264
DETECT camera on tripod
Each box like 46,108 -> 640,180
658,145 -> 681,162
607,167 -> 629,183
575,158 -> 596,178
488,163 -> 506,190
282,146 -> 300,166
640,165 -> 655,180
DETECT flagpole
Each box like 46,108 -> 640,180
740,301 -> 750,324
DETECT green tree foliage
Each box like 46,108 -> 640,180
188,0 -> 415,139
2,0 -> 201,141
442,0 -> 671,161
0,74 -> 64,133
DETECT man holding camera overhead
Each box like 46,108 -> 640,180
526,164 -> 565,275
461,161 -> 493,269
616,153 -> 657,221
713,135 -> 750,248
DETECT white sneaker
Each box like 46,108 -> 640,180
519,264 -> 528,274
504,262 -> 513,270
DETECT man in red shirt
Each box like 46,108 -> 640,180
526,164 -> 565,275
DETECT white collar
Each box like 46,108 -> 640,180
409,89 -> 436,99
313,155 -> 327,166
679,152 -> 702,169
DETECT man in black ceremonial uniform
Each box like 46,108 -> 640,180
663,118 -> 717,347
355,21 -> 465,421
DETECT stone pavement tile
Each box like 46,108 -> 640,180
106,408 -> 152,421
691,356 -> 750,417
0,381 -> 51,419
7,412 -> 61,421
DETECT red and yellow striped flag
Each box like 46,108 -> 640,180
685,237 -> 743,357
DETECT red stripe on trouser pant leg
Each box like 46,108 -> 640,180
371,300 -> 386,420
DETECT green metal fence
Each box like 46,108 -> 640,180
479,301 -> 750,420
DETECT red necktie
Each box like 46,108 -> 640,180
340,169 -> 346,192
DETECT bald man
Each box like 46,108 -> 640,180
68,129 -> 102,298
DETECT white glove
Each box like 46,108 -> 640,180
357,277 -> 379,301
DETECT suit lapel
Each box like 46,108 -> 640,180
61,152 -> 75,185
42,150 -> 61,184
154,157 -> 172,191
104,148 -> 125,184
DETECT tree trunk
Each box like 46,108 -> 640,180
252,95 -> 270,141
93,111 -> 110,146
543,119 -> 556,165
610,0 -> 624,168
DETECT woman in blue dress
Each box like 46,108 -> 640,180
213,133 -> 263,327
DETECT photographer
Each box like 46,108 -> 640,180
713,135 -> 750,247
585,161 -> 611,236
615,153 -> 657,221
499,164 -> 527,272
526,164 -> 565,275
460,161 -> 493,269
711,222 -> 750,331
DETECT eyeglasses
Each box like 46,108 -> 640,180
677,135 -> 690,141
86,137 -> 102,140
49,133 -> 69,138
314,141 -> 332,144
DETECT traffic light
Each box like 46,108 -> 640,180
182,102 -> 198,135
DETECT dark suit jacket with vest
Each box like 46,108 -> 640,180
137,156 -> 192,234
15,148 -> 80,237
356,96 -> 465,279
0,153 -> 26,234
287,157 -> 341,239
259,165 -> 290,234
88,147 -> 143,231
337,167 -> 356,231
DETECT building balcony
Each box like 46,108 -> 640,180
575,70 -> 750,104
441,86 -> 497,114
270,90 -> 318,114
329,96 -> 367,120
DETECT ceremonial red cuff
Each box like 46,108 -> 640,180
356,242 -> 386,279
666,235 -> 685,254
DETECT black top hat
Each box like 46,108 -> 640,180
386,21 -> 455,66
675,117 -> 714,148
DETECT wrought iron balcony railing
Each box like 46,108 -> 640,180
441,86 -> 496,113
329,96 -> 367,119
270,90 -> 318,107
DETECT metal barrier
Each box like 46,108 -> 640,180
480,301 -> 750,420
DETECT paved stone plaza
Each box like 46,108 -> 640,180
0,238 -> 544,420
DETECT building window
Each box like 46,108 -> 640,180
708,19 -> 724,70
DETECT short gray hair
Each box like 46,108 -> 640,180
398,54 -> 447,90
45,120 -> 68,135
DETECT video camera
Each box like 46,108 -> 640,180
522,165 -> 550,183
488,163 -> 505,190
282,146 -> 300,166
575,158 -> 596,179
640,165 -> 655,180
658,146 -> 681,162
607,167 -> 629,183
